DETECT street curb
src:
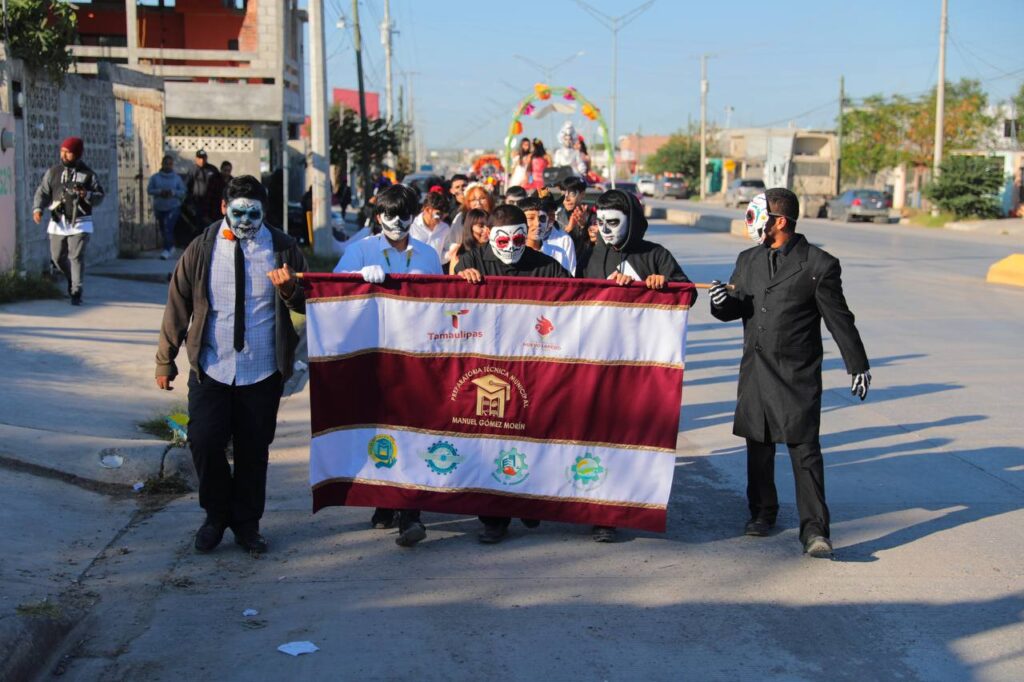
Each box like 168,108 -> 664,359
0,584 -> 97,682
986,253 -> 1024,287
657,208 -> 734,233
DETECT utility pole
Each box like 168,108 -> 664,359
381,0 -> 396,173
403,71 -> 421,171
352,0 -> 372,208
699,54 -> 708,202
932,0 -> 948,215
574,0 -> 655,188
308,0 -> 332,255
837,75 -> 844,195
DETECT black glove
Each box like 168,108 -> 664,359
851,371 -> 871,401
709,280 -> 729,307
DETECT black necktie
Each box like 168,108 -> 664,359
769,250 -> 779,279
234,238 -> 246,352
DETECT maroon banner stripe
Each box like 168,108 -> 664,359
312,480 -> 667,532
303,273 -> 697,309
310,353 -> 683,450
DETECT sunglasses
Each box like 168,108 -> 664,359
745,208 -> 786,224
494,234 -> 527,249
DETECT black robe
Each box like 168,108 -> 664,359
581,190 -> 690,283
455,244 -> 570,278
711,233 -> 870,443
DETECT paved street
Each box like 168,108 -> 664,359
4,218 -> 1023,681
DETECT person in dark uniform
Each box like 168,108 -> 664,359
709,188 -> 871,558
579,188 -> 691,543
185,149 -> 223,233
455,204 -> 568,543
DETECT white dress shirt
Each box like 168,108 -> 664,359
409,214 -> 452,262
199,223 -> 278,386
334,233 -> 443,275
541,227 -> 577,276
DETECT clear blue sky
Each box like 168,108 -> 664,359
314,0 -> 1023,150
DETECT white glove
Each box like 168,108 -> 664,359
709,279 -> 729,307
851,371 -> 871,401
360,264 -> 386,284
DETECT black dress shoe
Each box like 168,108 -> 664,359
370,508 -> 396,529
194,521 -> 227,553
520,518 -> 540,529
744,518 -> 775,537
395,522 -> 427,547
70,291 -> 82,306
234,527 -> 269,554
478,523 -> 507,544
592,526 -> 617,543
803,535 -> 833,558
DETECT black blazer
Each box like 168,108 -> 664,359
711,234 -> 869,443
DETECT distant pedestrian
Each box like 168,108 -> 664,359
185,149 -> 223,231
32,136 -> 106,306
446,173 -> 469,223
219,160 -> 233,185
155,175 -> 307,555
410,190 -> 452,262
147,154 -> 187,260
523,139 -> 549,191
709,189 -> 871,558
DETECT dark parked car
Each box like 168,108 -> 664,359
653,176 -> 690,199
400,172 -> 445,200
724,178 -> 765,207
826,189 -> 890,222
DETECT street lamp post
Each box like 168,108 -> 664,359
574,0 -> 655,188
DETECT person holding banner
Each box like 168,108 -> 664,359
580,188 -> 691,542
708,188 -> 870,559
455,204 -> 569,543
155,176 -> 306,555
334,183 -> 442,548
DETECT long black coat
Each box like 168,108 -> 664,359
711,234 -> 869,443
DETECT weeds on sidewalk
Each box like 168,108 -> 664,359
138,409 -> 188,444
0,271 -> 62,304
16,599 -> 62,618
141,473 -> 191,495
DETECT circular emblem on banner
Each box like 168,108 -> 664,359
567,454 -> 606,491
492,448 -> 530,486
367,434 -> 398,469
422,441 -> 463,475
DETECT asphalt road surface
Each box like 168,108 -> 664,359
44,217 -> 1024,681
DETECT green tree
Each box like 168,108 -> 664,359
1012,82 -> 1024,140
645,134 -> 701,183
841,79 -> 994,182
329,104 -> 406,187
4,0 -> 77,83
924,155 -> 1004,219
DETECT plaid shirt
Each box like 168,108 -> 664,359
199,223 -> 277,385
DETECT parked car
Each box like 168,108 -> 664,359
724,178 -> 765,207
400,172 -> 445,199
636,175 -> 656,196
826,189 -> 890,222
653,176 -> 690,199
613,182 -> 644,205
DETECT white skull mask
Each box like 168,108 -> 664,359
489,223 -> 527,265
596,209 -> 629,247
226,198 -> 264,240
379,211 -> 413,241
745,193 -> 770,244
535,212 -> 554,241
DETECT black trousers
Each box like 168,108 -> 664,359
746,438 -> 830,544
187,371 -> 283,530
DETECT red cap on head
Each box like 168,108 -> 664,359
61,136 -> 84,158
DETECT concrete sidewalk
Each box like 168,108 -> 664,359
0,255 -> 180,490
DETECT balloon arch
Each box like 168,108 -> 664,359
503,83 -> 612,180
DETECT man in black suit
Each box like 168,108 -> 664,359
709,188 -> 871,558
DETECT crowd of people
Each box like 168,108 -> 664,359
144,119 -> 870,562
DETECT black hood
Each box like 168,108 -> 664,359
604,189 -> 647,252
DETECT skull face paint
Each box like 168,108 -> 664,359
489,223 -> 528,265
226,198 -> 264,240
380,210 -> 413,241
745,193 -> 770,244
596,209 -> 629,247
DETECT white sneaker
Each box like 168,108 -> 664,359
160,249 -> 171,260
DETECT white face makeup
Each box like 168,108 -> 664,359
226,198 -> 264,240
745,193 -> 770,244
536,212 -> 553,241
380,211 -> 413,241
596,209 -> 629,247
489,223 -> 528,265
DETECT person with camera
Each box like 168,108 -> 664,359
32,136 -> 105,306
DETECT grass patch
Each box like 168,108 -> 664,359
16,599 -> 62,618
141,473 -> 191,495
0,270 -> 62,304
905,209 -> 956,228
